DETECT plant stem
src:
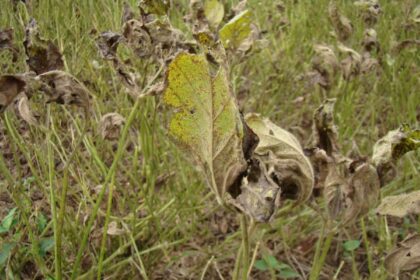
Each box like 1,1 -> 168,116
360,218 -> 374,277
309,222 -> 334,280
241,215 -> 250,280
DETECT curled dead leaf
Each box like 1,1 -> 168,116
338,44 -> 362,80
392,39 -> 420,54
96,31 -> 123,60
139,0 -> 170,16
17,94 -> 38,126
385,234 -> 420,275
311,44 -> 339,89
37,70 -> 90,109
0,75 -> 27,113
376,190 -> 420,218
328,2 -> 353,41
99,112 -> 125,141
362,28 -> 380,53
313,99 -> 339,155
0,28 -> 19,62
107,221 -> 126,236
245,114 -> 314,209
354,0 -> 381,25
24,19 -> 64,74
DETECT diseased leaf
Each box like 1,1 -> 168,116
122,2 -> 135,23
385,234 -> 420,275
17,94 -> 38,126
392,39 -> 420,54
372,125 -> 420,169
0,28 -> 19,62
376,190 -> 420,217
338,44 -> 362,80
362,28 -> 380,53
311,45 -> 339,89
328,1 -> 353,41
0,75 -> 27,113
96,31 -> 123,60
313,99 -> 339,155
37,70 -> 90,109
245,114 -> 314,206
24,19 -> 64,74
163,53 -> 247,200
204,0 -> 224,28
139,0 -> 170,16
219,10 -> 252,50
99,112 -> 125,141
354,0 -> 381,25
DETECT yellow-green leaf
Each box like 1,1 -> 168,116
219,10 -> 252,50
204,0 -> 225,27
163,53 -> 246,200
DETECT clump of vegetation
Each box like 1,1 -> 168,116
0,0 -> 419,279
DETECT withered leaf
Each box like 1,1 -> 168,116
163,53 -> 247,202
122,2 -> 135,24
107,221 -> 126,236
362,28 -> 380,53
37,70 -> 90,108
311,44 -> 339,88
385,234 -> 420,275
0,75 -> 27,113
376,190 -> 420,218
361,52 -> 379,75
338,44 -> 362,80
354,0 -> 381,25
17,94 -> 38,126
139,0 -> 170,16
313,99 -> 339,155
372,125 -> 420,169
328,2 -> 353,41
99,112 -> 125,141
0,28 -> 19,62
392,39 -> 420,54
96,32 -> 123,60
24,19 -> 64,74
245,114 -> 314,207
122,19 -> 153,58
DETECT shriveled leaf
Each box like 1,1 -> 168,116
24,19 -> 64,74
313,99 -> 339,155
0,75 -> 27,113
338,44 -> 362,80
163,53 -> 247,200
37,70 -> 90,109
385,234 -> 420,275
204,0 -> 224,28
311,44 -> 339,89
376,190 -> 420,218
0,28 -> 19,62
99,112 -> 125,141
96,32 -> 123,60
121,2 -> 135,23
362,28 -> 380,53
107,221 -> 126,236
17,94 -> 38,126
361,52 -> 379,75
354,0 -> 381,25
245,114 -> 314,207
328,2 -> 353,41
372,125 -> 420,169
139,0 -> 170,16
122,19 -> 153,58
219,10 -> 252,50
235,158 -> 280,222
392,39 -> 420,54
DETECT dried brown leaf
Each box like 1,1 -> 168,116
392,39 -> 420,54
313,99 -> 339,155
99,112 -> 125,141
17,94 -> 38,126
0,28 -> 19,62
328,2 -> 353,41
354,0 -> 381,25
362,28 -> 380,53
37,70 -> 90,108
0,75 -> 27,112
311,44 -> 339,88
385,234 -> 420,275
376,190 -> 420,218
338,44 -> 362,80
96,32 -> 123,60
24,19 -> 64,74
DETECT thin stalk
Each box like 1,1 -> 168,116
360,218 -> 374,277
309,222 -> 334,280
241,215 -> 250,280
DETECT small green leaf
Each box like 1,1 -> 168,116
254,259 -> 268,271
219,10 -> 252,50
278,267 -> 300,279
0,242 -> 15,266
0,208 -> 17,234
39,237 -> 54,257
37,213 -> 47,233
343,240 -> 361,252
